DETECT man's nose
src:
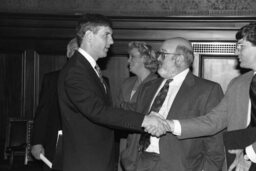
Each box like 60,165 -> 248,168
109,37 -> 114,45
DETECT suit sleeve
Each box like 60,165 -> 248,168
201,84 -> 225,170
179,83 -> 229,139
64,68 -> 144,131
31,75 -> 51,145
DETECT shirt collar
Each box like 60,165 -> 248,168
78,48 -> 97,69
168,68 -> 189,85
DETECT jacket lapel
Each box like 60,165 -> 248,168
137,78 -> 164,114
124,77 -> 137,102
167,72 -> 195,119
130,73 -> 159,102
76,52 -> 108,96
238,71 -> 254,127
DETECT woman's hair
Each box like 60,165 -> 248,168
128,41 -> 158,73
175,45 -> 194,67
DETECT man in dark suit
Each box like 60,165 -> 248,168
31,71 -> 61,171
167,22 -> 256,171
31,38 -> 78,171
57,13 -> 168,171
121,37 -> 225,171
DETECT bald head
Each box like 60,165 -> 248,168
161,37 -> 193,52
160,37 -> 194,67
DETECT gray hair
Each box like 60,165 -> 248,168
175,45 -> 194,67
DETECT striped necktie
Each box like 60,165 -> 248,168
139,79 -> 172,152
95,64 -> 106,92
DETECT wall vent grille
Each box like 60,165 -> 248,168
192,42 -> 236,54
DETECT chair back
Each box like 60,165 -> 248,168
4,118 -> 33,165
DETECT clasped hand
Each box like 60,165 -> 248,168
228,149 -> 251,171
142,112 -> 172,137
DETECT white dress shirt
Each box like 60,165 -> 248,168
78,48 -> 98,76
146,69 -> 189,154
78,48 -> 106,91
245,100 -> 256,163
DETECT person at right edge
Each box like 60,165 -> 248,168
165,22 -> 256,171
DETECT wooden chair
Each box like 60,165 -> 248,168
4,118 -> 33,167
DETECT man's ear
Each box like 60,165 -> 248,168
84,30 -> 93,42
175,54 -> 184,65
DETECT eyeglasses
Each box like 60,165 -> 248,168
236,41 -> 252,52
156,51 -> 180,60
236,43 -> 246,51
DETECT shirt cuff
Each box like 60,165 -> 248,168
246,145 -> 256,163
172,120 -> 181,136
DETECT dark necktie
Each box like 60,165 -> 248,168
139,79 -> 172,152
249,74 -> 256,127
95,64 -> 106,92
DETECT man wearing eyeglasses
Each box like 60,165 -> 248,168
165,22 -> 256,171
122,37 -> 225,171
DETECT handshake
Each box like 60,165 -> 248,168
141,111 -> 174,137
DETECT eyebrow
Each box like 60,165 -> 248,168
106,29 -> 113,33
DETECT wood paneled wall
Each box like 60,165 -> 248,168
0,13 -> 256,158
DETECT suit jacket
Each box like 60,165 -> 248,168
180,71 -> 256,156
118,73 -> 158,110
126,71 -> 225,171
32,71 -> 62,163
58,51 -> 145,171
